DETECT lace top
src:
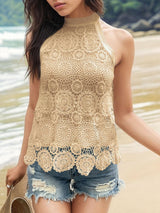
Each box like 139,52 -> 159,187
24,12 -> 121,176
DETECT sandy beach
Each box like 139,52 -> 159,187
0,34 -> 160,212
110,122 -> 160,213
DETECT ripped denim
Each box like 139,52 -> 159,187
25,161 -> 125,204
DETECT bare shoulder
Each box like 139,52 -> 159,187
99,18 -> 134,47
99,18 -> 134,64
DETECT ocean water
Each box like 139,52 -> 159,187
0,26 -> 160,169
0,26 -> 29,168
0,26 -> 25,61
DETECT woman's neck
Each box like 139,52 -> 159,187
64,11 -> 99,26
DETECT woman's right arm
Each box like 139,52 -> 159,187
17,73 -> 40,169
6,32 -> 40,194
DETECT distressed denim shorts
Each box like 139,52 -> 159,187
25,161 -> 125,204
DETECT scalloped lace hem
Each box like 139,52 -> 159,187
24,145 -> 121,176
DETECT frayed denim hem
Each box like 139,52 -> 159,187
25,179 -> 126,204
25,191 -> 75,204
72,178 -> 125,202
110,179 -> 126,198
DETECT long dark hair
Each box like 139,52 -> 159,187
23,0 -> 104,80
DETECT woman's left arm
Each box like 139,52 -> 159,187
113,30 -> 160,156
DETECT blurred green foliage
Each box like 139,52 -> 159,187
103,0 -> 160,23
0,0 -> 160,26
0,0 -> 24,26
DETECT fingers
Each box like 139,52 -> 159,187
6,169 -> 14,196
5,166 -> 26,196
6,171 -> 12,186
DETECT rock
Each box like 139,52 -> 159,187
120,24 -> 132,30
131,19 -> 152,31
153,24 -> 160,30
132,30 -> 159,38
112,21 -> 121,28
146,30 -> 159,36
118,12 -> 140,26
149,12 -> 160,25
113,12 -> 140,27
132,31 -> 146,38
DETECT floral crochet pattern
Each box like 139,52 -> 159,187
52,151 -> 75,172
76,154 -> 95,176
24,12 -> 121,176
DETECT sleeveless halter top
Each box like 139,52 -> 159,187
24,12 -> 121,176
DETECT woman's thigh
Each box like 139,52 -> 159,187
32,195 -> 71,213
71,194 -> 112,213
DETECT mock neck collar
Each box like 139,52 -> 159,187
64,12 -> 100,26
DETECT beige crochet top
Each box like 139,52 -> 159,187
24,12 -> 121,176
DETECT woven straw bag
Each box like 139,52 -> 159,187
0,173 -> 34,213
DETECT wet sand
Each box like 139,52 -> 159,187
0,35 -> 160,212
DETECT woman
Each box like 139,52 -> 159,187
6,0 -> 160,212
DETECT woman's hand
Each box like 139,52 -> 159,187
6,164 -> 27,196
